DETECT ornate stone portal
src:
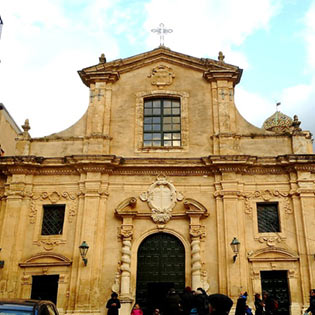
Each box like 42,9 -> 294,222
140,176 -> 184,224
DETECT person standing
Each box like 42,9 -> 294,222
106,292 -> 121,315
208,293 -> 233,315
235,292 -> 248,315
131,303 -> 143,315
165,288 -> 182,315
306,289 -> 315,315
254,294 -> 264,315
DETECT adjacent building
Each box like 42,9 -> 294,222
0,46 -> 314,315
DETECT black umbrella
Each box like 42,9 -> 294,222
208,293 -> 233,314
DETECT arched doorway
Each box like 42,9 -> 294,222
136,232 -> 185,315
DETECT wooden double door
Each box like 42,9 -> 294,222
261,270 -> 290,315
136,233 -> 185,315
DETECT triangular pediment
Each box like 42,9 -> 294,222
78,46 -> 242,86
248,247 -> 299,262
19,252 -> 72,267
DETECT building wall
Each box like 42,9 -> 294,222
0,104 -> 21,155
0,48 -> 314,315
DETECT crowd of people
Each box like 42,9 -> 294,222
106,288 -> 315,315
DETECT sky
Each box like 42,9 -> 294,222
0,0 -> 314,145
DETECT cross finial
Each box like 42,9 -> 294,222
218,51 -> 225,62
151,23 -> 173,47
276,102 -> 281,111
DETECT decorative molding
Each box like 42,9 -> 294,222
140,175 -> 184,224
29,191 -> 78,224
33,239 -> 66,251
241,190 -> 292,215
247,247 -> 299,262
190,225 -> 206,239
119,225 -> 134,239
115,197 -> 137,216
184,198 -> 208,216
19,252 -> 72,267
256,235 -> 283,247
148,64 -> 175,88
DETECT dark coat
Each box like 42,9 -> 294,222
254,297 -> 264,315
165,291 -> 182,315
235,296 -> 247,315
208,294 -> 233,315
106,297 -> 121,315
181,291 -> 195,315
306,295 -> 315,314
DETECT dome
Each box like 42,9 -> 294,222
262,111 -> 293,134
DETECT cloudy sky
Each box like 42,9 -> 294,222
0,0 -> 314,142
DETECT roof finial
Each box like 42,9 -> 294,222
218,51 -> 225,62
151,23 -> 173,47
21,119 -> 31,139
99,53 -> 106,63
292,115 -> 302,134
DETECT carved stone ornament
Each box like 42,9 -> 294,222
140,175 -> 184,224
30,191 -> 77,224
34,239 -> 66,251
257,235 -> 282,247
241,190 -> 292,215
148,65 -> 175,88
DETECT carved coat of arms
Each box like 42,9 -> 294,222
140,176 -> 183,224
148,65 -> 175,88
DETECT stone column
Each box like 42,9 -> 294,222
115,197 -> 137,315
120,225 -> 133,295
185,199 -> 208,290
190,230 -> 202,290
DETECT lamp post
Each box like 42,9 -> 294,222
79,241 -> 89,266
230,237 -> 240,263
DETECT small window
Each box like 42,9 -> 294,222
143,98 -> 181,147
257,202 -> 280,233
41,205 -> 65,235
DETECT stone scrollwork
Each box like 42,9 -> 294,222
190,225 -> 206,240
241,189 -> 292,215
257,235 -> 283,247
29,191 -> 78,224
34,239 -> 66,251
120,225 -> 133,240
140,176 -> 184,224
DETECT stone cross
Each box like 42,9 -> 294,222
151,23 -> 173,47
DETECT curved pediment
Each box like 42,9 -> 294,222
115,197 -> 137,216
78,47 -> 242,86
184,198 -> 209,216
248,247 -> 299,262
19,252 -> 72,267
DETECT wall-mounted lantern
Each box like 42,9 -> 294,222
0,248 -> 4,268
79,241 -> 89,266
230,237 -> 240,263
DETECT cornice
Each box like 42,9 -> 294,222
0,154 -> 315,176
78,47 -> 242,87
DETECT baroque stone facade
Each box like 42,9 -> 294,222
0,47 -> 314,315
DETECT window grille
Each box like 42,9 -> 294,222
41,204 -> 65,235
143,98 -> 181,147
257,202 -> 280,233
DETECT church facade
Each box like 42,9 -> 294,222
0,47 -> 314,315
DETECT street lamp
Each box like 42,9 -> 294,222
230,237 -> 240,263
79,241 -> 89,266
